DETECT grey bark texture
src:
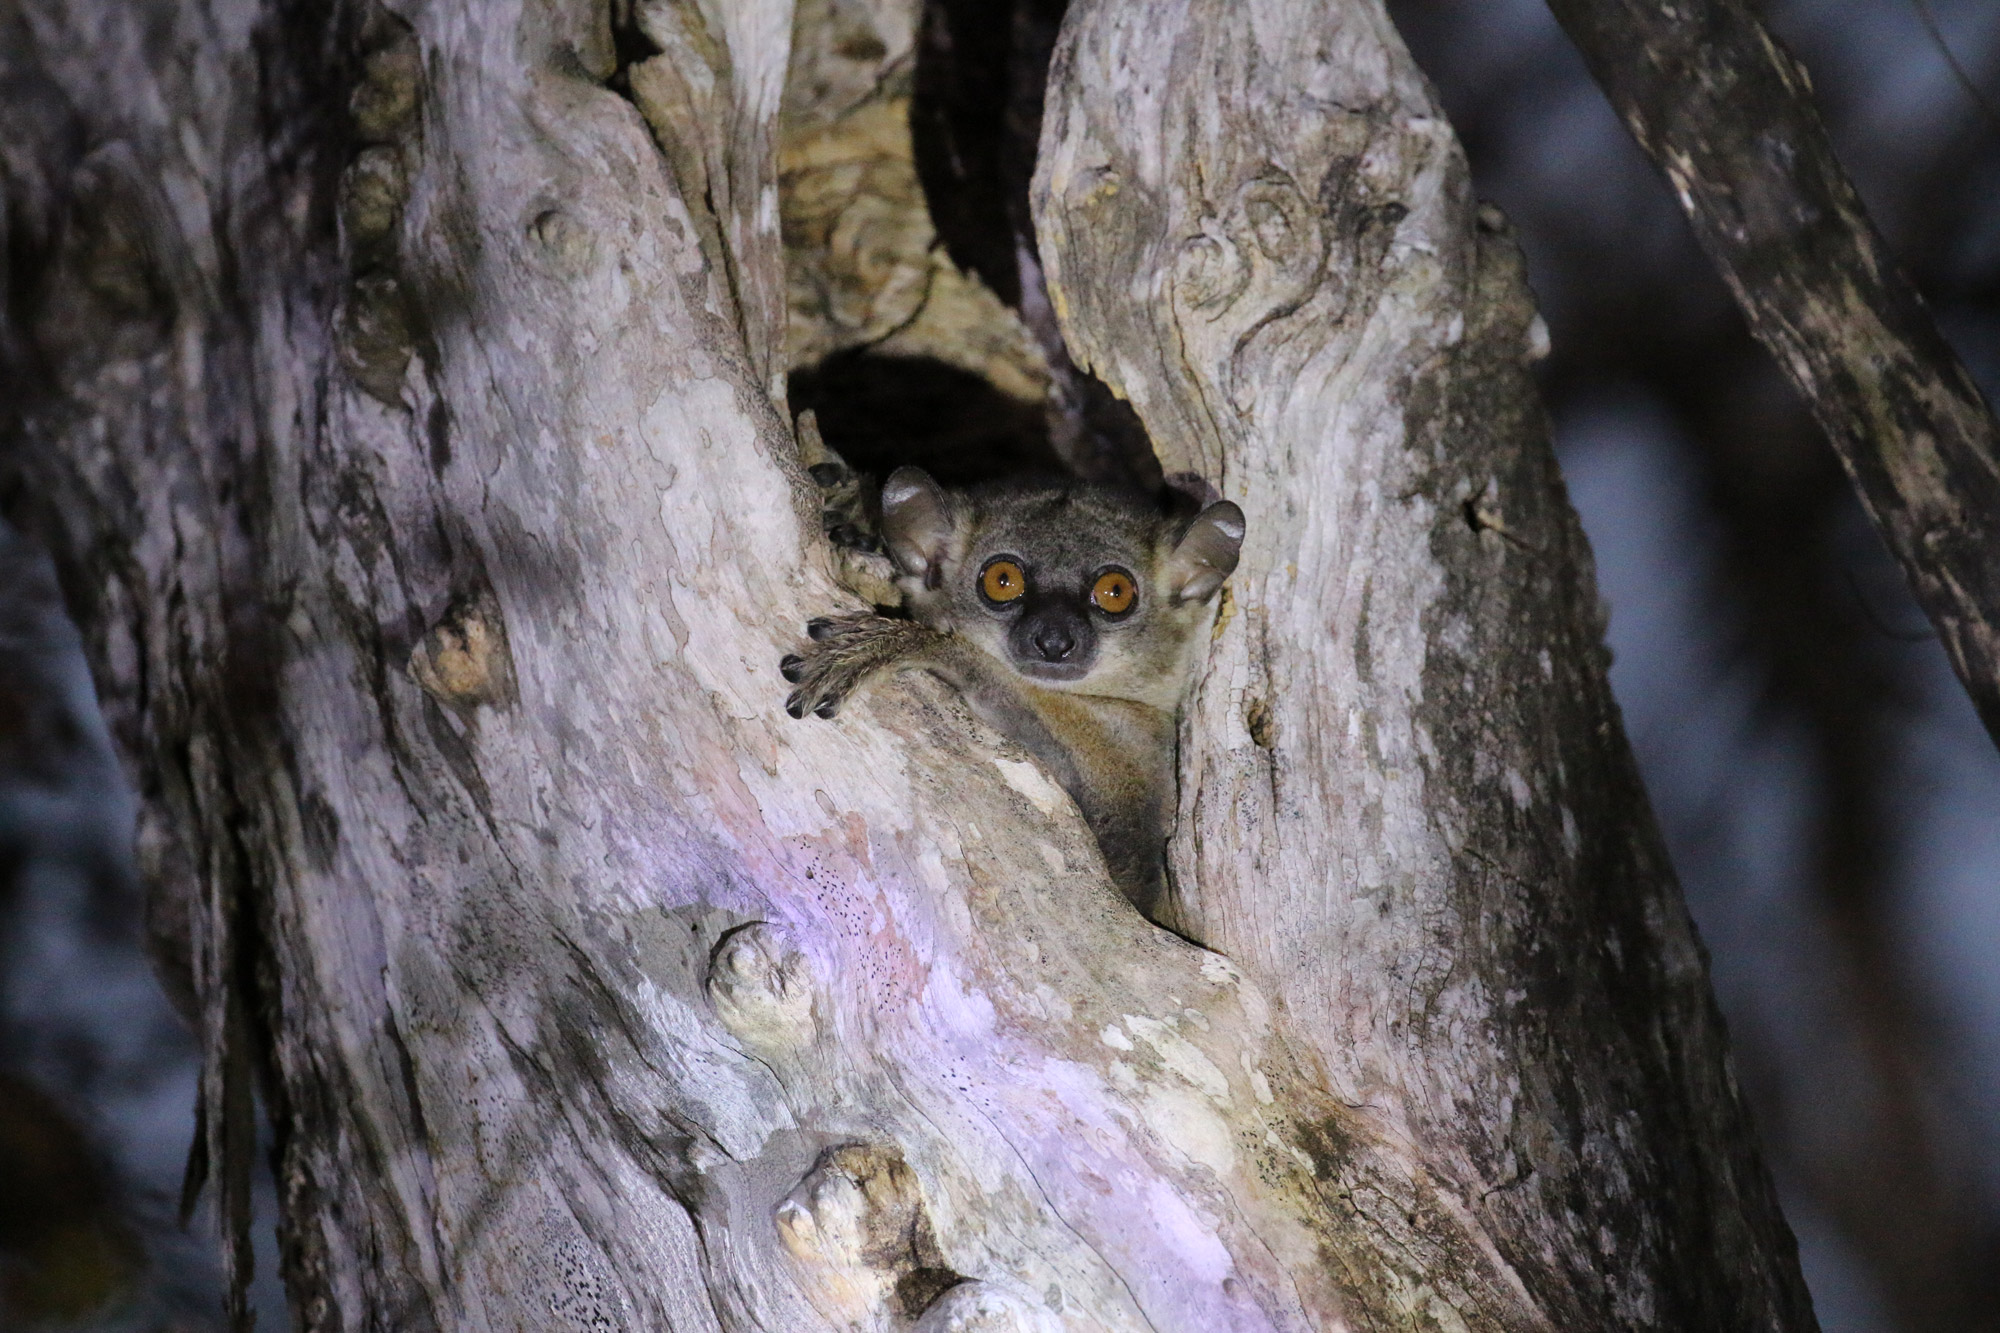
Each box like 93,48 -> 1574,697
0,0 -> 1819,1328
1545,0 -> 2000,750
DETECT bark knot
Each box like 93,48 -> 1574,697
408,591 -> 516,711
777,1142 -> 977,1328
706,920 -> 817,1048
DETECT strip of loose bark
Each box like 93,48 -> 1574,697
1544,0 -> 2000,748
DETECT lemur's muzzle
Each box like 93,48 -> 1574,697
1008,602 -> 1095,682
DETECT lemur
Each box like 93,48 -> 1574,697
781,467 -> 1243,918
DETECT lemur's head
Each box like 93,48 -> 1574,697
880,468 -> 1244,709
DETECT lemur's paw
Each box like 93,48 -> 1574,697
782,652 -> 853,720
781,614 -> 888,721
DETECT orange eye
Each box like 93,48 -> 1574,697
1091,569 -> 1136,616
980,559 -> 1027,604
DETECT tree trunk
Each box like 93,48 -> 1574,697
0,0 -> 1819,1328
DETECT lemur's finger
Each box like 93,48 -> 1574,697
807,618 -> 836,641
813,698 -> 840,720
785,693 -> 808,719
779,654 -> 805,683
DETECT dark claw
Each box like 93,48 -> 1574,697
807,618 -> 835,641
785,695 -> 806,719
808,462 -> 846,487
814,698 -> 839,719
780,654 -> 804,683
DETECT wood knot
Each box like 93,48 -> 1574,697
1173,171 -> 1323,319
1169,169 -> 1327,415
706,921 -> 816,1048
339,147 -> 410,291
341,271 -> 416,405
350,24 -> 421,144
409,591 -> 516,710
777,1144 -> 922,1272
1174,230 -> 1247,312
777,1143 -> 970,1325
528,208 -> 596,275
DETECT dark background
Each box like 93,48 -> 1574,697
3,1 -> 1997,1328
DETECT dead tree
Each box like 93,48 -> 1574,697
0,0 -> 1819,1327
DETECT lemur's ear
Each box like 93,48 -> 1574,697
1166,500 -> 1245,603
880,468 -> 956,591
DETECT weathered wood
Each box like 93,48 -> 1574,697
0,0 -> 1818,1327
1035,0 -> 1819,1325
1544,0 -> 2000,750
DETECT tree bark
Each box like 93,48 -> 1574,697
1544,0 -> 2000,750
0,0 -> 1817,1329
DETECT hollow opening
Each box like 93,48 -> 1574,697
773,2 -> 1234,937
776,0 -> 1163,516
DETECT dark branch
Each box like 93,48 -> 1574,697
1544,0 -> 2000,750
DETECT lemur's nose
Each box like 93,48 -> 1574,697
1033,624 -> 1076,661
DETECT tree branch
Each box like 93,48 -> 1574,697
1544,0 -> 2000,749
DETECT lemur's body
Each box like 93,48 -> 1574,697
783,469 -> 1244,916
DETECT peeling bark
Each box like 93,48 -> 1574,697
0,0 -> 1818,1328
1545,0 -> 2000,750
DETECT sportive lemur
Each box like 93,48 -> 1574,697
781,466 -> 1245,917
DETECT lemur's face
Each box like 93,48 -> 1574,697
880,470 -> 1244,711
